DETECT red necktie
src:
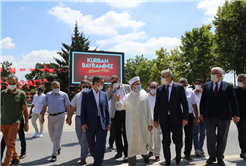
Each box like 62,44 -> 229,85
214,83 -> 218,97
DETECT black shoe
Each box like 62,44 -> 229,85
240,153 -> 246,160
217,159 -> 225,166
185,155 -> 192,160
206,157 -> 216,165
109,144 -> 113,150
176,154 -> 181,165
144,157 -> 149,164
165,161 -> 171,166
19,154 -> 26,159
51,156 -> 57,162
148,151 -> 153,157
11,159 -> 20,166
124,156 -> 128,162
57,148 -> 61,155
114,152 -> 122,159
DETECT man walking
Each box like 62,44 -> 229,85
193,79 -> 206,156
30,87 -> 45,138
234,74 -> 246,160
114,76 -> 153,166
81,75 -> 111,166
148,81 -> 161,162
179,78 -> 199,160
154,69 -> 189,166
107,75 -> 131,160
1,75 -> 29,166
200,67 -> 240,166
41,81 -> 71,162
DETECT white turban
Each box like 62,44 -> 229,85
128,76 -> 140,85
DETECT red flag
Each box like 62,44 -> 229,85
30,68 -> 35,72
6,85 -> 8,89
49,69 -> 54,73
5,81 -> 8,85
18,82 -> 21,86
0,78 -> 4,83
26,85 -> 30,90
57,69 -> 62,73
27,98 -> 32,101
20,68 -> 26,72
21,80 -> 25,85
24,81 -> 28,85
43,78 -> 48,83
38,79 -> 43,85
0,85 -> 2,89
27,80 -> 33,86
0,68 -> 3,72
66,69 -> 69,72
33,80 -> 37,86
44,63 -> 50,73
9,68 -> 16,73
18,86 -> 22,89
39,69 -> 45,72
39,85 -> 43,88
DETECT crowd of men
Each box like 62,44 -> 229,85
1,66 -> 246,166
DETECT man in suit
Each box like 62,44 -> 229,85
200,67 -> 240,166
234,74 -> 246,160
154,69 -> 189,166
107,75 -> 131,161
81,75 -> 111,166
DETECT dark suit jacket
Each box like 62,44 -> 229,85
234,86 -> 246,120
81,89 -> 111,130
154,82 -> 189,125
200,81 -> 239,120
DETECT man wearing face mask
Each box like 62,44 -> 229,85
148,81 -> 161,162
67,80 -> 91,165
114,76 -> 153,166
107,75 -> 131,161
81,75 -> 111,166
154,69 -> 188,166
234,74 -> 246,160
40,81 -> 71,162
192,79 -> 206,157
179,78 -> 199,161
30,87 -> 45,138
200,67 -> 240,166
1,75 -> 29,166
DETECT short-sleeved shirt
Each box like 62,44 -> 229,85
1,89 -> 27,125
185,88 -> 197,115
32,93 -> 46,114
71,92 -> 83,116
43,91 -> 70,114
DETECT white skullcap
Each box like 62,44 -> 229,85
128,76 -> 140,85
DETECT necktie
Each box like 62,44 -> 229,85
214,83 -> 218,97
166,85 -> 170,101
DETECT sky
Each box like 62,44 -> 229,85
0,0 -> 235,83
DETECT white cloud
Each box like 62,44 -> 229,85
197,0 -> 225,23
106,1 -> 143,9
96,31 -> 147,47
48,5 -> 145,35
0,37 -> 16,49
20,6 -> 27,11
110,36 -> 181,55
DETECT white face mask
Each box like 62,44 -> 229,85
195,85 -> 201,90
81,88 -> 88,92
53,88 -> 60,94
238,82 -> 244,88
35,90 -> 38,94
183,86 -> 187,91
150,89 -> 156,94
8,84 -> 17,90
98,85 -> 103,90
211,74 -> 219,82
161,78 -> 167,85
113,83 -> 119,89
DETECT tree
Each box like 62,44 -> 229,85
53,21 -> 91,99
176,24 -> 217,85
1,61 -> 13,78
213,0 -> 246,75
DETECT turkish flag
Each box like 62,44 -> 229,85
39,69 -> 45,72
26,85 -> 30,90
57,69 -> 62,73
39,85 -> 43,88
66,69 -> 69,72
0,68 -> 3,72
20,68 -> 26,72
27,98 -> 32,101
19,86 -> 22,89
30,68 -> 35,72
43,78 -> 48,83
6,85 -> 8,89
0,78 -> 4,83
44,63 -> 50,73
49,69 -> 54,73
9,68 -> 16,73
0,85 -> 2,89
5,81 -> 8,85
27,80 -> 33,86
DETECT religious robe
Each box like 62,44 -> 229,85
116,89 -> 153,157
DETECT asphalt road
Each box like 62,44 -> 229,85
1,113 -> 246,166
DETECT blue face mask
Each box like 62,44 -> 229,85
135,85 -> 141,92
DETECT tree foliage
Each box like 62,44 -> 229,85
1,61 -> 13,78
213,0 -> 246,74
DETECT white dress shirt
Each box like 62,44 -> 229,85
213,79 -> 222,92
116,84 -> 125,110
185,88 -> 197,115
70,92 -> 83,116
148,93 -> 156,115
32,93 -> 46,114
92,88 -> 100,116
193,89 -> 202,117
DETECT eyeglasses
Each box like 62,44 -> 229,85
82,86 -> 89,88
149,86 -> 157,89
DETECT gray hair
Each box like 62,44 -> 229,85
211,67 -> 224,74
51,81 -> 60,87
179,78 -> 188,83
238,74 -> 246,79
161,69 -> 174,80
7,75 -> 18,83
